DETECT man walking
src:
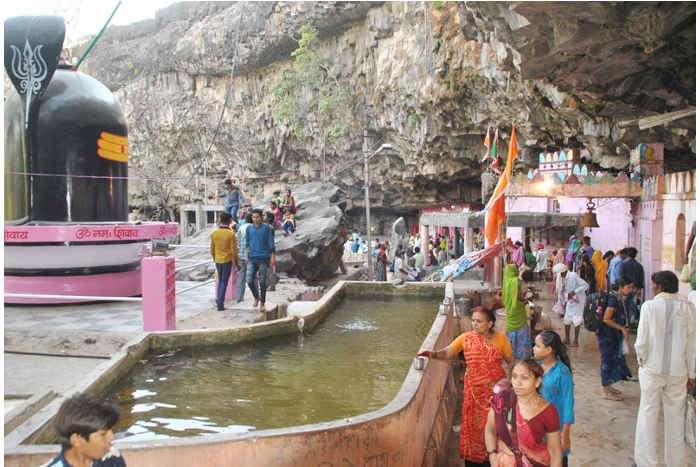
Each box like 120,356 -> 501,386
634,271 -> 695,467
221,179 -> 243,219
245,209 -> 276,311
553,262 -> 589,347
236,212 -> 252,303
210,212 -> 238,311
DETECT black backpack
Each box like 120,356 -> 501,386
583,291 -> 609,332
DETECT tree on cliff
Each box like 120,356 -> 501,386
272,24 -> 356,180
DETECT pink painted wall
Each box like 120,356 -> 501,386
660,171 -> 696,273
506,196 -> 632,253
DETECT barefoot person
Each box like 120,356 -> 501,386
485,359 -> 563,466
534,331 -> 575,466
552,262 -> 588,347
634,271 -> 695,467
45,393 -> 126,467
245,209 -> 276,311
418,307 -> 513,466
598,276 -> 634,400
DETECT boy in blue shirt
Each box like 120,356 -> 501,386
245,209 -> 276,311
44,393 -> 126,467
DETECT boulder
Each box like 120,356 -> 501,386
270,182 -> 348,281
173,182 -> 348,282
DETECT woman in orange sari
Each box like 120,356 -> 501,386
419,307 -> 514,466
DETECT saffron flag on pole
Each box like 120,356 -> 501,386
481,126 -> 492,163
484,125 -> 519,247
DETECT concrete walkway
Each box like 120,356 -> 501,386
446,285 -> 696,466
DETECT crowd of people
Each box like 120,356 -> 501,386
418,230 -> 695,467
211,179 -> 299,312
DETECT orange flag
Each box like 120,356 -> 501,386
484,125 -> 519,246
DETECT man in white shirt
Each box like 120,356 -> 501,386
412,247 -> 425,270
553,263 -> 589,347
634,271 -> 695,467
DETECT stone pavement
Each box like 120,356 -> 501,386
446,286 -> 696,466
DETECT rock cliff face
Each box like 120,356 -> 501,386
62,1 -> 694,215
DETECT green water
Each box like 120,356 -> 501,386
108,295 -> 438,441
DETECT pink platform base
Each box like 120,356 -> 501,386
4,269 -> 142,305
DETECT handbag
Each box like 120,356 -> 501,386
686,393 -> 696,449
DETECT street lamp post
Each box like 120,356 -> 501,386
363,140 -> 393,280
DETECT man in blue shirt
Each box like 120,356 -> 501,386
245,209 -> 276,311
608,249 -> 625,289
620,247 -> 645,327
220,179 -> 243,219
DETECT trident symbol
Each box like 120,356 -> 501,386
10,39 -> 48,129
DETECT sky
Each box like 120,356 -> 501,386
3,0 -> 177,44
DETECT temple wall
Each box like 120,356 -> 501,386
660,171 -> 695,273
506,196 -> 632,254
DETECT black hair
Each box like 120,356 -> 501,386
514,358 -> 545,393
603,250 -> 615,261
245,212 -> 253,223
626,247 -> 638,258
265,212 -> 275,224
55,393 -> 121,448
251,208 -> 264,217
521,269 -> 534,282
616,275 -> 635,289
220,212 -> 232,225
471,306 -> 497,331
224,178 -> 232,185
414,246 -> 420,253
582,235 -> 591,243
538,330 -> 572,373
651,270 -> 679,294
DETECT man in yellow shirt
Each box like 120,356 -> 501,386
210,212 -> 239,311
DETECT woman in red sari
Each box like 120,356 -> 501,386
419,307 -> 514,466
485,359 -> 563,467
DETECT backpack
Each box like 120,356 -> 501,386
583,291 -> 609,332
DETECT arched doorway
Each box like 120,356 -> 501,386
675,213 -> 686,271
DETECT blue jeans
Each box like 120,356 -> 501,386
215,261 -> 232,309
246,258 -> 270,304
226,204 -> 239,220
625,293 -> 639,328
236,259 -> 248,302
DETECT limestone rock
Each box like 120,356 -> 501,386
268,182 -> 348,280
43,1 -> 695,216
